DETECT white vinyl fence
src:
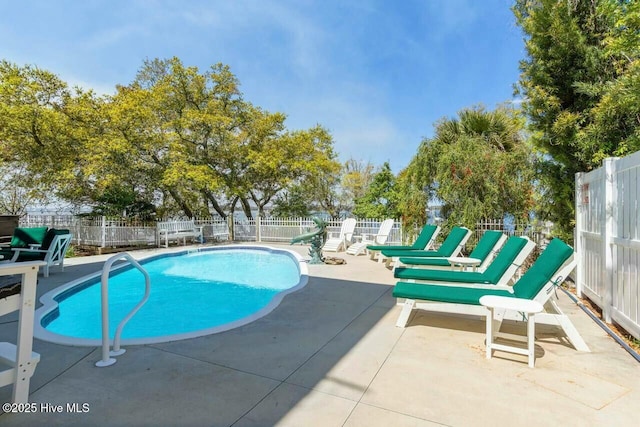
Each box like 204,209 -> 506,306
575,152 -> 640,340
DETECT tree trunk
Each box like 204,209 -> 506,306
166,188 -> 194,218
201,189 -> 227,218
239,196 -> 253,219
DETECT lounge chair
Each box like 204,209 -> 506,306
322,218 -> 357,252
346,219 -> 395,256
392,238 -> 590,352
0,226 -> 48,260
394,235 -> 535,287
365,224 -> 441,261
379,226 -> 472,269
8,229 -> 73,277
398,230 -> 507,271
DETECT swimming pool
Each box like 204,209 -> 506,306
34,246 -> 308,346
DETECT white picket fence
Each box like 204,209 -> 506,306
18,216 -> 403,247
575,151 -> 640,340
228,217 -> 403,245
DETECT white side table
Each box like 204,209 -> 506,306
447,256 -> 481,271
479,295 -> 544,368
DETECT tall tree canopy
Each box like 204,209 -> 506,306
0,58 -> 340,218
352,162 -> 400,219
398,106 -> 535,229
514,0 -> 640,237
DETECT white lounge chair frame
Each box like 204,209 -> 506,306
322,218 -> 356,252
9,233 -> 73,278
346,218 -> 395,256
395,257 -> 590,352
0,261 -> 44,403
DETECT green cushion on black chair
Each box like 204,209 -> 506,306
40,228 -> 70,250
0,226 -> 49,260
10,227 -> 48,248
14,228 -> 71,262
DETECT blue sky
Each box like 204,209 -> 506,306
0,0 -> 524,173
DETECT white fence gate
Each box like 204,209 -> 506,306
575,152 -> 640,340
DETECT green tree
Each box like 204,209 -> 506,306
399,106 -> 535,229
340,158 -> 376,213
353,162 -> 400,219
0,162 -> 51,216
514,0 -> 640,238
0,58 -> 341,219
271,185 -> 311,217
0,60 -> 107,209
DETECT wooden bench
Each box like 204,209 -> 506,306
157,220 -> 203,248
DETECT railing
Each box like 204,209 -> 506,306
229,217 -> 403,245
20,215 -> 554,254
472,219 -> 551,248
96,252 -> 151,367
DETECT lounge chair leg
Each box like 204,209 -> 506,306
396,299 -> 416,328
534,313 -> 590,352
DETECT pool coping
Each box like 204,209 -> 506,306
33,244 -> 309,347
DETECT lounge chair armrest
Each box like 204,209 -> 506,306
11,248 -> 48,255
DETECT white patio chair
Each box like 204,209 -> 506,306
322,218 -> 357,252
346,218 -> 395,256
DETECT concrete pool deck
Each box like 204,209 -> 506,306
0,243 -> 639,426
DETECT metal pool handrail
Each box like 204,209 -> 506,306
96,252 -> 151,367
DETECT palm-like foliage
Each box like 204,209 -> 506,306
398,106 -> 535,230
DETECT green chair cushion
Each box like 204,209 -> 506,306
513,238 -> 574,299
10,227 -> 48,248
0,248 -> 15,259
392,238 -> 575,306
437,226 -> 469,257
367,224 -> 438,251
480,236 -> 529,284
15,251 -> 45,261
467,230 -> 503,261
15,229 -> 70,262
399,230 -> 504,267
41,228 -> 70,250
392,281 -> 513,305
381,226 -> 467,258
395,236 -> 528,285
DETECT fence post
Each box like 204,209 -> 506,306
575,172 -> 584,298
256,216 -> 262,242
602,157 -> 618,324
100,216 -> 107,248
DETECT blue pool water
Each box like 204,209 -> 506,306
36,247 -> 306,344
